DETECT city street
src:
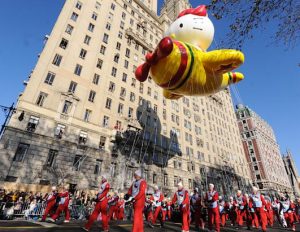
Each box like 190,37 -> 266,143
0,220 -> 299,232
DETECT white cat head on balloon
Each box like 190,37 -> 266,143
165,5 -> 214,51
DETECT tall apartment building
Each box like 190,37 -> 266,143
0,0 -> 251,195
236,104 -> 292,194
282,150 -> 300,197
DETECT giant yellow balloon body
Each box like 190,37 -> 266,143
135,5 -> 245,99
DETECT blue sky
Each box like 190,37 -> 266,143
0,0 -> 299,171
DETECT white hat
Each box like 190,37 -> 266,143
63,184 -> 69,190
101,174 -> 108,180
177,182 -> 183,188
237,190 -> 242,194
194,187 -> 199,192
252,186 -> 258,192
51,186 -> 57,191
134,169 -> 142,177
154,185 -> 159,190
209,183 -> 214,188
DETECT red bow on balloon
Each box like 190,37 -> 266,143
177,5 -> 207,18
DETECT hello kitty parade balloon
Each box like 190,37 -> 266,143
166,5 -> 214,51
135,5 -> 245,99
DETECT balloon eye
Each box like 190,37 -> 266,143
179,23 -> 183,28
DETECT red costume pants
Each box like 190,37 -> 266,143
284,212 -> 296,230
42,201 -> 56,221
254,208 -> 267,231
208,207 -> 220,232
108,205 -> 118,220
85,199 -> 109,231
220,213 -> 227,227
180,205 -> 190,231
237,209 -> 246,226
132,200 -> 145,232
152,206 -> 162,224
117,207 -> 124,220
267,210 -> 274,226
51,204 -> 70,221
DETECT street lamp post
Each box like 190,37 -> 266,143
0,103 -> 15,138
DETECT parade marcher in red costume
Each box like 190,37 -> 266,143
281,196 -> 296,231
171,182 -> 190,232
116,193 -> 125,220
167,198 -> 172,220
228,196 -> 237,226
271,197 -> 281,225
219,196 -> 227,227
249,186 -> 267,232
83,175 -> 110,232
205,183 -> 220,232
127,169 -> 147,232
161,198 -> 168,222
49,185 -> 70,223
243,193 -> 253,230
265,197 -> 274,227
235,190 -> 247,227
190,187 -> 205,230
108,192 -> 119,220
296,198 -> 300,222
150,185 -> 164,227
41,186 -> 57,221
145,193 -> 154,223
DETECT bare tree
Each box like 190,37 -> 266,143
208,0 -> 300,49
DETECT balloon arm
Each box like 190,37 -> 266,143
201,49 -> 245,74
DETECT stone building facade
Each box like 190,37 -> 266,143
0,0 -> 251,195
236,104 -> 292,194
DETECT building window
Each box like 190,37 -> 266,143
44,72 -> 55,85
93,74 -> 100,85
106,23 -> 111,30
68,81 -> 77,93
75,1 -> 82,10
130,92 -> 135,102
105,98 -> 112,109
74,64 -> 82,76
100,45 -> 106,55
114,54 -> 119,63
111,3 -> 116,10
84,35 -> 91,45
36,92 -> 48,107
88,23 -> 95,32
116,42 -> 121,50
154,104 -> 157,113
103,115 -> 109,127
120,21 -> 125,29
26,116 -> 39,132
108,81 -> 115,92
122,12 -> 126,20
13,143 -> 30,162
94,159 -> 102,174
84,109 -> 92,122
118,103 -> 123,114
71,12 -> 79,21
62,100 -> 72,114
122,73 -> 127,82
99,136 -> 106,149
147,87 -> 151,96
73,155 -> 83,171
118,31 -> 123,39
96,59 -> 103,69
54,124 -> 65,139
88,90 -> 96,102
65,24 -> 74,34
79,131 -> 88,144
256,174 -> 261,180
95,1 -> 101,9
110,162 -> 117,177
130,18 -> 134,25
128,107 -> 133,118
111,67 -> 117,77
139,83 -> 144,93
52,54 -> 62,66
79,49 -> 87,59
120,87 -> 126,98
153,173 -> 157,184
131,78 -> 136,87
164,174 -> 168,186
124,60 -> 129,68
103,33 -> 109,43
46,149 -> 58,167
125,48 -> 130,58
92,12 -> 97,20
59,38 -> 68,49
